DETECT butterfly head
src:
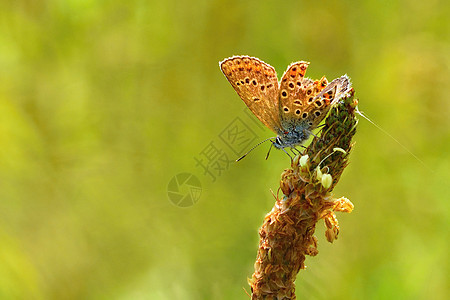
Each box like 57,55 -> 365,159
273,126 -> 311,149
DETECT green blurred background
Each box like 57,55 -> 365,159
0,1 -> 448,299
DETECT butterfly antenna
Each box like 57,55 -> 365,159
236,137 -> 276,162
355,107 -> 433,172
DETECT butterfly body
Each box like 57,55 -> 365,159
272,125 -> 310,149
220,56 -> 351,153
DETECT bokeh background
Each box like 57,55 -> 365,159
0,1 -> 448,299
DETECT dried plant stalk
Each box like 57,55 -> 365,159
250,89 -> 358,299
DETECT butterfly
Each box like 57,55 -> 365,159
219,55 -> 351,159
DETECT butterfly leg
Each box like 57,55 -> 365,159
281,147 -> 293,162
265,143 -> 274,160
310,132 -> 321,139
291,147 -> 303,154
309,131 -> 324,144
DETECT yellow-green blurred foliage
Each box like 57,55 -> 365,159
0,1 -> 448,299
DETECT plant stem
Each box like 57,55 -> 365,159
250,89 -> 358,299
